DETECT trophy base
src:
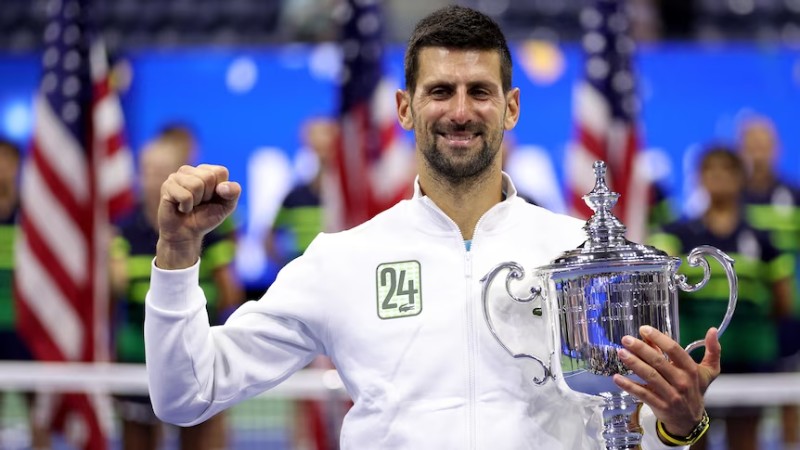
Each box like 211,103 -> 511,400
600,392 -> 643,450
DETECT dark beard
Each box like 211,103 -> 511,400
421,122 -> 500,186
422,140 -> 496,186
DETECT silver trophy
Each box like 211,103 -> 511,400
481,161 -> 737,450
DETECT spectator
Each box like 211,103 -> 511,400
738,114 -> 800,448
649,146 -> 794,450
110,128 -> 243,450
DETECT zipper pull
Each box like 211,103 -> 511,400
465,251 -> 472,278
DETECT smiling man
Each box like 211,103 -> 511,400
144,6 -> 719,449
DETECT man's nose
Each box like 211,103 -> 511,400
448,91 -> 472,124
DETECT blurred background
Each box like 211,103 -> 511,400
2,0 -> 799,289
0,0 -> 799,449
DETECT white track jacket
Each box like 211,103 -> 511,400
145,175 -> 686,449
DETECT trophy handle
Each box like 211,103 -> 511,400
673,245 -> 738,354
480,261 -> 553,385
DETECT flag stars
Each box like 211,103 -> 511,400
63,50 -> 81,71
333,3 -> 353,26
608,12 -> 629,33
47,0 -> 63,15
43,47 -> 60,68
42,72 -> 58,93
45,23 -> 61,43
64,1 -> 81,20
612,71 -> 634,93
342,39 -> 360,61
62,101 -> 80,123
616,36 -> 636,55
588,57 -> 611,80
63,25 -> 81,46
583,31 -> 607,54
62,76 -> 81,98
580,7 -> 603,29
622,97 -> 639,116
357,12 -> 381,36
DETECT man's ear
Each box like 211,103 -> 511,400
396,89 -> 414,130
504,87 -> 520,130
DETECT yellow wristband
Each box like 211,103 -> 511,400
656,410 -> 710,446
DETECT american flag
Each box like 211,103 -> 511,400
567,0 -> 650,242
14,0 -> 132,448
329,0 -> 413,230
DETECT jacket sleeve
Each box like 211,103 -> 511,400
640,404 -> 688,450
145,235 -> 331,426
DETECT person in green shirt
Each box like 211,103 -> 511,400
110,127 -> 242,450
266,117 -> 337,268
264,117 -> 349,450
650,146 -> 795,450
737,115 -> 800,449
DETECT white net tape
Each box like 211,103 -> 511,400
0,362 -> 798,449
1,362 -> 798,406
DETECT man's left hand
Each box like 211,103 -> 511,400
613,325 -> 721,436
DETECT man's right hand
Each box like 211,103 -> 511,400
156,164 -> 241,270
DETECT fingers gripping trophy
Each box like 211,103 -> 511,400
481,161 -> 738,450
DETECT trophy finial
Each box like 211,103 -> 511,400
583,160 -> 627,247
592,161 -> 609,192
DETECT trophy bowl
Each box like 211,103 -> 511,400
481,161 -> 737,450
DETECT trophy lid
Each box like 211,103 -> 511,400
547,161 -> 670,268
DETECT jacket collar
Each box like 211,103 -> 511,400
411,172 -> 518,200
410,172 -> 519,237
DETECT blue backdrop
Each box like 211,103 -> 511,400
2,42 -> 799,286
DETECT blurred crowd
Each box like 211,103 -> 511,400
1,0 -> 800,53
647,115 -> 800,450
2,109 -> 799,449
0,1 -> 799,450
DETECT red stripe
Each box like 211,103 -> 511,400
14,284 -> 67,362
30,139 -> 93,234
51,394 -> 107,450
338,105 -> 372,228
104,132 -> 125,157
577,125 -> 604,160
107,189 -> 135,221
19,212 -> 84,312
17,8 -> 118,447
93,77 -> 111,101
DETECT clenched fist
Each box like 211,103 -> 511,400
155,164 -> 241,270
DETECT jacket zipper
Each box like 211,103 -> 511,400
421,197 -> 492,450
464,249 -> 477,450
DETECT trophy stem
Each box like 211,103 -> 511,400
600,392 -> 643,450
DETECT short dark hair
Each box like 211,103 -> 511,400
0,138 -> 21,162
404,6 -> 513,94
699,144 -> 744,177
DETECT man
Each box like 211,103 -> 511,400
737,116 -> 800,449
145,6 -> 719,449
265,117 -> 347,450
112,129 -> 241,450
265,117 -> 339,267
649,147 -> 794,450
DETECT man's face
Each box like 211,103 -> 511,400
397,48 -> 519,185
304,120 -> 339,169
701,156 -> 743,201
740,122 -> 777,172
